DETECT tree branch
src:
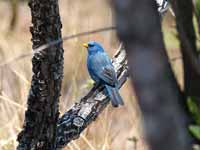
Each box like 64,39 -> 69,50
55,48 -> 128,149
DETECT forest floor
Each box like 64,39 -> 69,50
0,1 -> 181,150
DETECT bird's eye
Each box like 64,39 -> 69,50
88,43 -> 94,47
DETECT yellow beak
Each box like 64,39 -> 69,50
83,43 -> 88,48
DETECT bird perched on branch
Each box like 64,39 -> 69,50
83,41 -> 124,107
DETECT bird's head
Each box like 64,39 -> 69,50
83,41 -> 104,54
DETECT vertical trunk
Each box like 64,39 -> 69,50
171,0 -> 200,98
112,0 -> 192,150
17,0 -> 64,149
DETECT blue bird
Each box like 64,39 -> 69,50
83,41 -> 124,107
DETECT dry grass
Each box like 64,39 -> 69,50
0,1 -> 181,150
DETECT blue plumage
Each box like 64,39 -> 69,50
83,41 -> 124,107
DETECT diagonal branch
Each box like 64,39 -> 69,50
55,48 -> 128,149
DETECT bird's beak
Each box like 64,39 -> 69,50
83,43 -> 88,48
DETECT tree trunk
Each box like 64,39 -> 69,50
112,0 -> 193,150
171,0 -> 200,98
17,0 -> 64,149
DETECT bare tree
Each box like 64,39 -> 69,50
17,0 -> 64,149
16,0 -> 197,149
15,0 -> 128,149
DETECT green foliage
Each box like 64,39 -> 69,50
195,0 -> 200,18
189,125 -> 200,140
81,79 -> 94,89
187,97 -> 200,125
187,97 -> 200,141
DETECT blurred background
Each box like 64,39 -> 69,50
0,0 -> 181,149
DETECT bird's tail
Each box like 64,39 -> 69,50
105,85 -> 124,107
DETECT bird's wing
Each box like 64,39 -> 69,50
100,66 -> 117,86
89,52 -> 118,87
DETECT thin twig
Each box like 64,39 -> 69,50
169,8 -> 175,17
0,26 -> 116,68
0,25 -> 182,68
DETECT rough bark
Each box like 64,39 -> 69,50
171,0 -> 200,98
112,0 -> 193,150
56,48 -> 128,149
17,0 -> 64,149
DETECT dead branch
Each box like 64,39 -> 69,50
55,48 -> 128,149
